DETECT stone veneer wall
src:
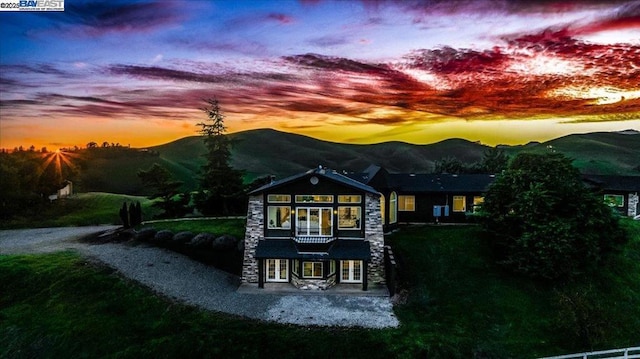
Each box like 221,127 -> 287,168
242,195 -> 264,283
629,193 -> 639,218
291,274 -> 337,290
365,192 -> 385,285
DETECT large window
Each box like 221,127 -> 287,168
380,194 -> 386,225
338,207 -> 361,229
292,259 -> 300,276
389,192 -> 397,224
338,195 -> 361,203
398,195 -> 415,211
303,262 -> 323,278
268,194 -> 290,203
453,196 -> 466,212
267,206 -> 291,229
296,207 -> 332,236
295,195 -> 333,203
604,194 -> 624,207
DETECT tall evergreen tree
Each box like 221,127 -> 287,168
196,98 -> 245,215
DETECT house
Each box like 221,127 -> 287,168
582,175 -> 640,218
349,165 -> 496,229
242,167 -> 385,291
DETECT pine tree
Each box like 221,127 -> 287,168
196,98 -> 245,215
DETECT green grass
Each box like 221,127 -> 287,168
2,220 -> 639,358
0,192 -> 162,229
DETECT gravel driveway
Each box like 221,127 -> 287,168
0,227 -> 399,329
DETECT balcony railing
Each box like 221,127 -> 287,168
293,236 -> 336,244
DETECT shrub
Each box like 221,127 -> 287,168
135,227 -> 157,242
172,231 -> 195,244
212,235 -> 237,251
154,230 -> 174,243
187,233 -> 215,249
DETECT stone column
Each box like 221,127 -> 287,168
629,193 -> 639,218
364,192 -> 385,285
242,195 -> 264,283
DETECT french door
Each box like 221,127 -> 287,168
341,260 -> 363,283
296,207 -> 332,236
266,259 -> 288,282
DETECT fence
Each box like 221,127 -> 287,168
541,346 -> 640,359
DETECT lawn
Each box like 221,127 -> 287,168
2,220 -> 639,358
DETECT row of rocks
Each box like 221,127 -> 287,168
135,227 -> 243,252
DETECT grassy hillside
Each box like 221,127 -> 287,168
2,220 -> 638,357
68,129 -> 639,195
0,192 -> 162,229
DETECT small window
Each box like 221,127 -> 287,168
267,206 -> 292,229
303,262 -> 323,278
329,260 -> 336,276
453,196 -> 466,212
268,194 -> 290,203
398,195 -> 415,211
338,207 -> 361,229
473,196 -> 484,213
338,195 -> 361,203
295,195 -> 334,203
390,192 -> 397,224
604,194 -> 624,207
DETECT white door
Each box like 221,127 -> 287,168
341,260 -> 363,283
266,259 -> 288,282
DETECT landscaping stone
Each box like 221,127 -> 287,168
135,227 -> 157,242
173,231 -> 195,244
187,232 -> 215,249
154,230 -> 174,243
212,234 -> 237,251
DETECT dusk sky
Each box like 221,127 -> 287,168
1,0 -> 639,150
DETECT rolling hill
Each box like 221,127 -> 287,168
77,129 -> 639,195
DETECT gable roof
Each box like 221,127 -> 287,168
386,173 -> 496,193
249,166 -> 380,195
582,175 -> 640,192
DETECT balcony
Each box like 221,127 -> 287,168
293,236 -> 336,244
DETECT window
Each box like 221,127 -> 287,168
329,260 -> 336,276
389,192 -> 397,224
303,262 -> 323,278
473,196 -> 484,213
296,207 -> 333,236
292,259 -> 299,276
398,195 -> 415,211
338,207 -> 361,229
338,195 -> 361,203
267,194 -> 290,203
267,206 -> 291,229
453,196 -> 466,212
295,195 -> 333,203
604,194 -> 624,207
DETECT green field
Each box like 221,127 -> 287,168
2,220 -> 639,358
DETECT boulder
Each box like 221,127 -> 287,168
154,230 -> 174,243
187,232 -> 215,249
212,234 -> 237,251
172,231 -> 195,244
135,227 -> 157,242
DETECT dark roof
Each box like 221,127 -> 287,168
582,175 -> 640,192
386,173 -> 496,193
255,239 -> 371,260
249,167 -> 380,195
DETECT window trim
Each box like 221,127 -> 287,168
295,195 -> 334,203
267,194 -> 291,203
398,195 -> 416,212
452,195 -> 466,212
338,195 -> 362,203
267,206 -> 292,229
265,259 -> 289,282
604,194 -> 624,207
337,206 -> 362,230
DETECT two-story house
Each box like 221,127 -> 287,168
242,167 -> 385,291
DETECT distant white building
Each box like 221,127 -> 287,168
48,180 -> 73,201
